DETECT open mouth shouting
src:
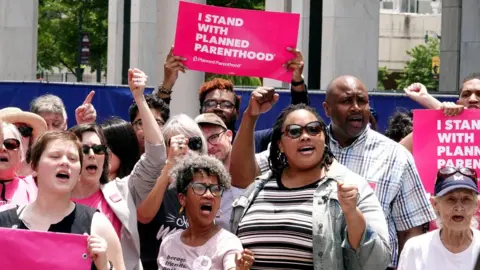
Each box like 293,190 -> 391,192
298,145 -> 315,155
346,114 -> 364,129
85,164 -> 98,175
56,170 -> 71,182
0,155 -> 8,163
452,215 -> 465,222
200,202 -> 213,216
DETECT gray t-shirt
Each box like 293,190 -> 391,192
158,228 -> 243,270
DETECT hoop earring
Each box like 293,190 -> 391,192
179,206 -> 184,214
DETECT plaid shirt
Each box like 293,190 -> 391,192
327,125 -> 435,267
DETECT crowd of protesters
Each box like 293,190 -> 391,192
1,44 -> 480,270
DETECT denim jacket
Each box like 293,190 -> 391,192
231,160 -> 391,270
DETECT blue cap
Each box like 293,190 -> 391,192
434,172 -> 479,196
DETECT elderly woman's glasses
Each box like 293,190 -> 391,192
436,166 -> 477,184
15,124 -> 33,138
82,144 -> 107,155
189,182 -> 224,197
2,139 -> 20,150
283,121 -> 323,139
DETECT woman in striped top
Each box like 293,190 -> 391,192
232,102 -> 390,270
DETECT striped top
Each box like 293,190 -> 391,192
237,177 -> 321,269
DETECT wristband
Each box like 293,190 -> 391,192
291,79 -> 304,86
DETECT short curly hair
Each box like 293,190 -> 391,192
384,108 -> 413,142
169,154 -> 231,194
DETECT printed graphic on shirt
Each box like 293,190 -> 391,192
159,255 -> 189,269
156,214 -> 189,241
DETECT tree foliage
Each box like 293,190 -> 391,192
396,38 -> 440,90
377,66 -> 391,90
37,0 -> 108,79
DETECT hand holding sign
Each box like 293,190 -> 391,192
337,181 -> 358,215
163,46 -> 187,90
87,234 -> 109,270
246,87 -> 279,117
128,68 -> 148,99
75,91 -> 97,125
440,101 -> 465,117
285,47 -> 304,82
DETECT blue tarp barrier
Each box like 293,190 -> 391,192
0,81 -> 457,132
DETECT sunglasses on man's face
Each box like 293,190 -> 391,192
282,121 -> 323,139
436,166 -> 477,184
16,125 -> 33,138
2,139 -> 20,151
82,144 -> 107,155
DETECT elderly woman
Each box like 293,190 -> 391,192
158,154 -> 254,269
0,131 -> 125,270
70,68 -> 165,270
137,113 -> 208,269
0,107 -> 47,177
398,166 -> 480,270
0,121 -> 37,209
230,103 -> 391,269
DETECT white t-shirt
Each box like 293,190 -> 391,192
398,229 -> 480,270
158,228 -> 243,270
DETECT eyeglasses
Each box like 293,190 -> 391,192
16,125 -> 33,138
282,121 -> 323,139
206,130 -> 226,145
188,182 -> 224,197
436,166 -> 477,185
2,139 -> 20,151
132,119 -> 165,130
203,100 -> 235,110
82,144 -> 107,155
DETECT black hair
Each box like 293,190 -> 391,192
268,104 -> 334,177
460,72 -> 480,93
69,123 -> 110,185
384,108 -> 413,142
101,117 -> 141,179
128,94 -> 170,123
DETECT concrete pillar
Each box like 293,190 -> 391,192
439,0 -> 461,92
0,0 -> 38,81
459,0 -> 480,81
107,0 -> 124,84
263,0 -> 310,89
130,0 -> 158,85
320,0 -> 380,90
157,0 -> 205,118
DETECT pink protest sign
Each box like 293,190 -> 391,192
0,228 -> 91,269
174,1 -> 300,82
413,109 -> 480,194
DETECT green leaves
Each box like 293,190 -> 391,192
396,38 -> 440,90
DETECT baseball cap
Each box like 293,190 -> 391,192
434,167 -> 479,196
195,113 -> 227,130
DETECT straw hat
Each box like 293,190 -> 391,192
0,107 -> 47,138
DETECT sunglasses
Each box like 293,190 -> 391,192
16,125 -> 33,138
436,166 -> 477,184
188,182 -> 224,197
82,144 -> 107,155
2,139 -> 20,151
282,121 -> 323,139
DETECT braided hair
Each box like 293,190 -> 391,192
268,104 -> 334,177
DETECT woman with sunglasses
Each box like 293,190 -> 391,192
230,101 -> 390,269
398,166 -> 480,270
0,121 -> 38,210
70,68 -> 166,270
137,114 -> 208,270
0,131 -> 125,270
158,154 -> 254,269
0,107 -> 47,177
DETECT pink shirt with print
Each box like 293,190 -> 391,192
0,176 -> 37,211
72,189 -> 122,237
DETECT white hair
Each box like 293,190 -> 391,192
30,94 -> 68,121
1,122 -> 25,162
433,193 -> 479,229
162,114 -> 208,155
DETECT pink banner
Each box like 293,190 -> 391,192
413,109 -> 480,194
174,1 -> 300,82
0,228 -> 91,269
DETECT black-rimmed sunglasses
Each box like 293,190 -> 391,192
2,139 -> 20,151
436,166 -> 477,185
188,182 -> 224,197
16,125 -> 33,138
282,121 -> 323,139
82,144 -> 107,155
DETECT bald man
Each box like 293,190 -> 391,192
323,75 -> 435,269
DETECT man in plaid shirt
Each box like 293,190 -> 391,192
322,75 -> 436,269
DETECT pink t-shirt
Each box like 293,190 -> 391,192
72,190 -> 122,237
0,176 -> 37,211
158,228 -> 243,269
